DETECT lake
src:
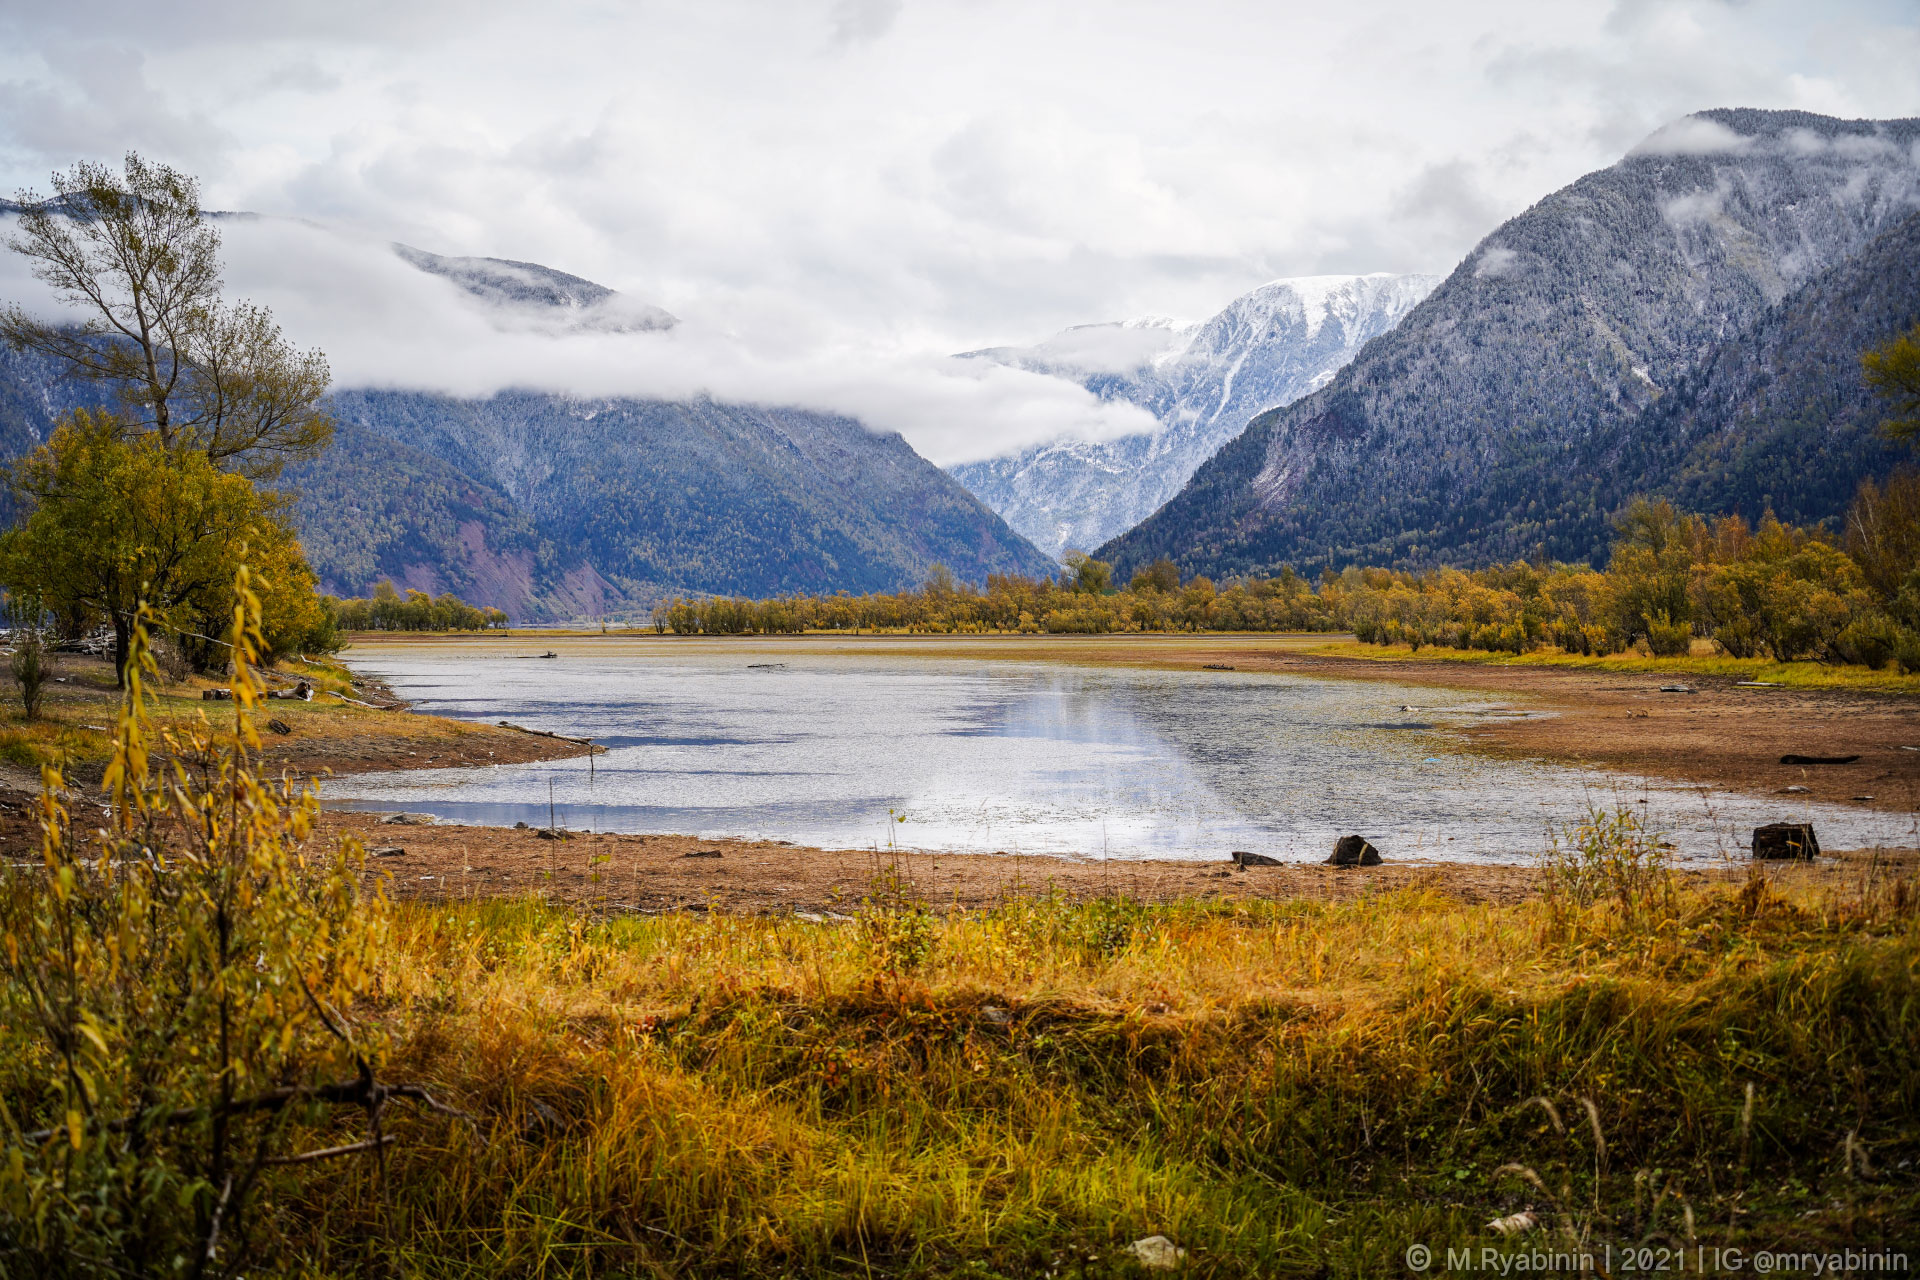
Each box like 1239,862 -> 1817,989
322,637 -> 1911,863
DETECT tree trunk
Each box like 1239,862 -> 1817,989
113,614 -> 133,689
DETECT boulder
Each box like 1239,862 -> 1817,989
267,719 -> 293,736
1752,823 -> 1819,860
1325,835 -> 1382,867
1230,850 -> 1282,867
1127,1236 -> 1187,1270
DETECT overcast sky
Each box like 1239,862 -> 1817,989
1,0 -> 1918,462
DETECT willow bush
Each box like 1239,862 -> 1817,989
0,576 -> 449,1277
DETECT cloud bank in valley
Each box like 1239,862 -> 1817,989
0,0 -> 1915,462
0,213 -> 1162,465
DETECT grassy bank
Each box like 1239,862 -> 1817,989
244,864 -> 1920,1277
0,650 -> 577,779
0,653 -> 358,771
1304,639 -> 1920,694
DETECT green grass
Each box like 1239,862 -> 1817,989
248,869 -> 1920,1277
1306,640 -> 1920,693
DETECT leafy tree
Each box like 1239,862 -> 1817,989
1060,550 -> 1113,594
921,562 -> 956,597
1607,499 -> 1700,650
329,580 -> 506,632
1128,558 -> 1181,594
1864,321 -> 1920,441
1844,469 -> 1920,597
0,411 -> 324,681
1,154 -> 332,478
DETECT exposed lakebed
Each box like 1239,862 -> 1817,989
324,642 -> 1909,862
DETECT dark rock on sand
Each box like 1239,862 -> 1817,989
1752,823 -> 1819,860
1325,835 -> 1382,867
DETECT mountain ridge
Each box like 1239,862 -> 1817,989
950,272 -> 1439,555
1098,108 -> 1920,579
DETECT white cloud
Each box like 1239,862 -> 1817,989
0,0 -> 1915,461
0,212 -> 1161,465
1631,116 -> 1752,157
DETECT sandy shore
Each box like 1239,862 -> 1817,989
312,808 -> 1910,912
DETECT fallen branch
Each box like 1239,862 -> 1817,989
495,721 -> 605,751
324,690 -> 399,711
264,1134 -> 397,1166
23,1076 -> 474,1145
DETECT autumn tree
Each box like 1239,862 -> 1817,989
1061,550 -> 1113,594
1865,321 -> 1920,441
1128,558 -> 1181,593
0,411 -> 329,682
1,153 -> 332,478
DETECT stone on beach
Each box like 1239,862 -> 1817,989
1230,850 -> 1282,867
1325,835 -> 1382,867
1752,823 -> 1819,860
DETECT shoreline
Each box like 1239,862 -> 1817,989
311,807 -> 1920,912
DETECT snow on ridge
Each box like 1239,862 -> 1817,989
949,270 -> 1441,556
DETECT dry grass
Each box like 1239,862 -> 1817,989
1305,640 -> 1920,693
255,865 -> 1920,1277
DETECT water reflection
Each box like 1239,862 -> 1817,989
322,650 -> 1913,862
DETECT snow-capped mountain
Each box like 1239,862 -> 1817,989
949,273 -> 1440,557
1099,108 -> 1920,581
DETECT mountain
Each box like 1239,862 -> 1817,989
0,235 -> 1058,618
949,273 -> 1439,556
292,390 -> 1057,616
1099,109 -> 1920,579
1620,206 -> 1920,527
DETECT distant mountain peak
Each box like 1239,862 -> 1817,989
949,271 -> 1440,556
393,243 -> 678,334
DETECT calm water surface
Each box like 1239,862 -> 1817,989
323,644 -> 1913,863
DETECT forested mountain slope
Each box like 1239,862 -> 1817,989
1098,109 -> 1920,578
1613,207 -> 1920,525
950,273 -> 1437,555
300,390 -> 1056,613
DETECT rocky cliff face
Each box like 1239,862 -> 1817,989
949,273 -> 1439,556
1098,109 -> 1920,579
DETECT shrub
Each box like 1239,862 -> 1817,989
0,577 -> 450,1274
1539,805 -> 1675,924
1644,617 -> 1692,657
8,627 -> 47,721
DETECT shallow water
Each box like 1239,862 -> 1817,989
323,644 -> 1914,863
